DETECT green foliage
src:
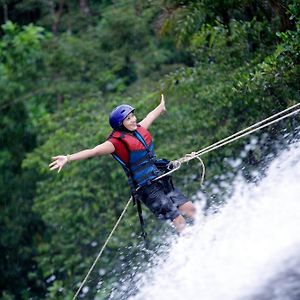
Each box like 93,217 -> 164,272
158,0 -> 275,49
1,1 -> 299,299
0,21 -> 48,299
234,18 -> 300,107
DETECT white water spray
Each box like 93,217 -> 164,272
128,139 -> 300,300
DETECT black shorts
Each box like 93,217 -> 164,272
137,177 -> 189,221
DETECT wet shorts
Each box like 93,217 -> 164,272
137,177 -> 189,221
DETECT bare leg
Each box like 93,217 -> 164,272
172,201 -> 196,234
172,215 -> 186,233
178,201 -> 196,219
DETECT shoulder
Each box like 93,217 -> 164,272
107,130 -> 128,151
108,130 -> 121,139
136,124 -> 150,135
136,124 -> 153,144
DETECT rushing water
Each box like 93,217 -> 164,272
125,138 -> 300,300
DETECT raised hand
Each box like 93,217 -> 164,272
49,155 -> 68,173
160,94 -> 166,112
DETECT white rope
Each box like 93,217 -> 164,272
72,197 -> 133,300
168,103 -> 300,172
199,108 -> 300,156
72,103 -> 299,299
196,102 -> 300,157
196,156 -> 206,186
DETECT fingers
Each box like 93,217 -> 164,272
49,161 -> 56,167
49,162 -> 65,173
49,155 -> 66,172
50,164 -> 59,171
160,94 -> 166,112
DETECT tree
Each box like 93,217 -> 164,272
0,21 -> 48,299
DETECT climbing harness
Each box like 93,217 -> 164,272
72,102 -> 300,300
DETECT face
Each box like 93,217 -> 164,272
123,112 -> 137,131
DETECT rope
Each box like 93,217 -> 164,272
195,102 -> 300,157
72,103 -> 299,299
72,197 -> 133,300
159,103 -> 300,180
198,108 -> 300,156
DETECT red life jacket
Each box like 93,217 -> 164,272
108,125 -> 161,189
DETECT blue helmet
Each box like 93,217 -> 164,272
109,104 -> 135,129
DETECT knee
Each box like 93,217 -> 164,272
187,205 -> 196,218
180,201 -> 196,218
172,215 -> 186,232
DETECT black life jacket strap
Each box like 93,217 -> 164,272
134,194 -> 147,241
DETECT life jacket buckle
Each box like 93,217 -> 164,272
148,153 -> 154,160
153,169 -> 161,176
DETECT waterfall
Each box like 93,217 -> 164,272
126,138 -> 300,300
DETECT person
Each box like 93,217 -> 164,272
49,94 -> 196,233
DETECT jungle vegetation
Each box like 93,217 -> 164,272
0,0 -> 299,299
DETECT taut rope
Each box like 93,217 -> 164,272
156,102 -> 300,182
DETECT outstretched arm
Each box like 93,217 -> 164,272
139,94 -> 166,129
49,141 -> 115,173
